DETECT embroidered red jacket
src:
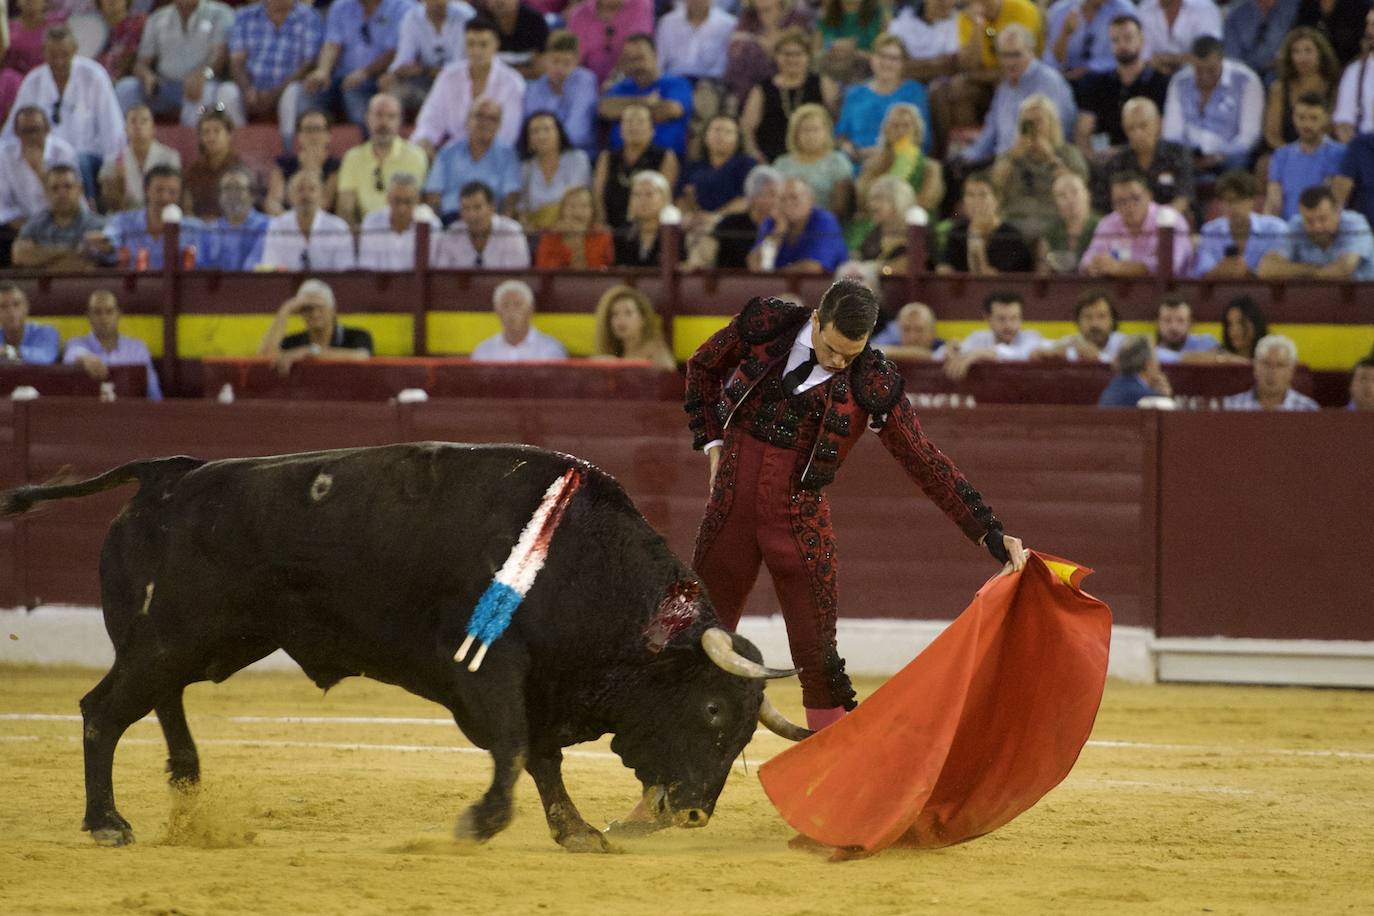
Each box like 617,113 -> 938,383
684,297 -> 1002,545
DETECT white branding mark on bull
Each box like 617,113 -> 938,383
310,473 -> 333,502
137,582 -> 154,616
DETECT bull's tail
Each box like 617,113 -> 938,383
0,456 -> 206,517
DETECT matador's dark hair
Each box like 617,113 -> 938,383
817,278 -> 880,341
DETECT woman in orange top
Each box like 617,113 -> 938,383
534,185 -> 613,269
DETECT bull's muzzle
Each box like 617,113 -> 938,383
673,808 -> 710,829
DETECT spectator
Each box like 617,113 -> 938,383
12,164 -> 105,269
1332,9 -> 1374,140
1332,130 -> 1374,226
870,301 -> 946,361
590,284 -> 675,368
201,168 -> 268,271
299,0 -> 409,131
1295,0 -> 1367,67
656,0 -> 736,82
181,108 -> 241,219
747,175 -> 847,272
566,0 -> 654,87
62,289 -> 162,400
723,0 -> 814,107
739,27 -> 839,163
489,0 -> 549,78
336,92 -> 429,228
1097,333 -> 1171,407
265,109 -> 341,217
960,23 -> 1075,165
834,34 -> 931,161
850,174 -> 915,276
815,0 -> 889,85
1219,294 -> 1269,360
3,25 -> 125,197
358,172 -> 440,269
854,102 -> 943,215
424,98 -> 521,222
1224,0 -> 1299,85
0,105 -> 77,264
471,279 -> 568,360
259,169 -> 356,271
98,104 -> 180,214
95,0 -> 146,84
593,102 -> 678,228
523,30 -> 598,156
433,179 -> 530,268
1074,14 -> 1171,151
534,184 -> 613,268
1259,184 -> 1374,280
228,0 -> 324,148
685,162 -> 780,269
116,0 -> 241,129
1222,334 -> 1319,411
1040,171 -> 1099,273
516,111 -> 591,231
414,16 -> 524,156
1043,0 -> 1139,83
954,0 -> 1046,83
1139,0 -> 1223,75
678,114 -> 753,253
943,288 -> 1045,380
599,33 -> 693,159
990,92 -> 1089,239
935,172 -> 1035,274
1154,294 -> 1222,364
613,169 -> 670,266
1265,93 -> 1345,220
1080,170 -> 1192,277
381,0 -> 474,119
1192,170 -> 1288,279
1262,27 -> 1339,152
101,164 -> 205,269
0,280 -> 59,363
1036,288 -> 1126,362
2,1 -> 64,110
1349,355 -> 1374,410
773,102 -> 852,218
258,278 -> 373,375
1097,97 -> 1193,216
1162,36 -> 1263,176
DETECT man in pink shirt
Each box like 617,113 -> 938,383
1080,170 -> 1193,276
565,0 -> 653,86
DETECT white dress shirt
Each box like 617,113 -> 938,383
887,7 -> 960,59
357,205 -> 441,270
0,135 -> 78,224
655,5 -> 738,80
413,58 -> 527,149
390,1 -> 474,72
470,326 -> 568,361
1,58 -> 126,159
260,208 -> 357,271
1334,55 -> 1374,133
1137,0 -> 1223,60
960,328 -> 1047,360
432,212 -> 531,268
1062,330 -> 1126,362
97,141 -> 182,210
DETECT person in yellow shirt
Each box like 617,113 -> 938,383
336,93 -> 430,229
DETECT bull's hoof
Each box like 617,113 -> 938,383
89,826 -> 135,847
454,802 -> 512,845
555,823 -> 611,854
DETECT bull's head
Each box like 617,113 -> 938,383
608,627 -> 809,831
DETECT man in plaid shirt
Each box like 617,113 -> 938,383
229,0 -> 325,146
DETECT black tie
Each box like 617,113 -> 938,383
781,348 -> 818,394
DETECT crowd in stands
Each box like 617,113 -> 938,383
3,0 -> 1374,277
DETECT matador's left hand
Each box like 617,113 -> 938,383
996,533 -> 1028,576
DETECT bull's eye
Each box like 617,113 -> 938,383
707,702 -> 721,717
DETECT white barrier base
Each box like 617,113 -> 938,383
1152,637 -> 1374,689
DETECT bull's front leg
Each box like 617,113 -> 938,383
450,648 -> 531,845
526,747 -> 610,853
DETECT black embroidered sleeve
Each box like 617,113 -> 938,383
684,312 -> 748,449
736,296 -> 810,344
851,349 -> 906,425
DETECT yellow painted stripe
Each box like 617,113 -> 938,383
672,315 -> 732,361
426,314 -> 600,356
47,316 -> 166,357
176,315 -> 415,358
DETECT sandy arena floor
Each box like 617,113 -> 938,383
0,665 -> 1371,915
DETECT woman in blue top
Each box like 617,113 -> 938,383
835,34 -> 932,162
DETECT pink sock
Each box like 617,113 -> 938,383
805,706 -> 847,730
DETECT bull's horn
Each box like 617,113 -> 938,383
759,696 -> 812,742
701,627 -> 797,679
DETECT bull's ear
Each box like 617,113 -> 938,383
759,695 -> 811,742
701,628 -> 797,679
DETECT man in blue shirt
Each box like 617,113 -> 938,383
1266,92 -> 1345,219
1221,0 -> 1297,85
228,0 -> 325,147
302,0 -> 412,130
597,34 -> 693,158
1161,36 -> 1263,176
961,24 -> 1077,163
0,281 -> 60,364
1098,334 -> 1171,407
1259,184 -> 1374,281
1153,294 -> 1218,364
746,177 -> 848,273
423,98 -> 521,222
1043,0 -> 1140,83
1333,132 -> 1374,229
1192,169 -> 1288,277
101,165 -> 206,270
524,30 -> 598,156
202,169 -> 268,270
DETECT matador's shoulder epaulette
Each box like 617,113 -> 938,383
852,348 -> 906,416
735,297 -> 812,345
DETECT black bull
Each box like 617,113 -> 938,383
0,442 -> 809,852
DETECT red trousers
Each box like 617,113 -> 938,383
693,430 -> 844,709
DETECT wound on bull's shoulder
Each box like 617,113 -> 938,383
309,472 -> 333,503
643,580 -> 702,653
